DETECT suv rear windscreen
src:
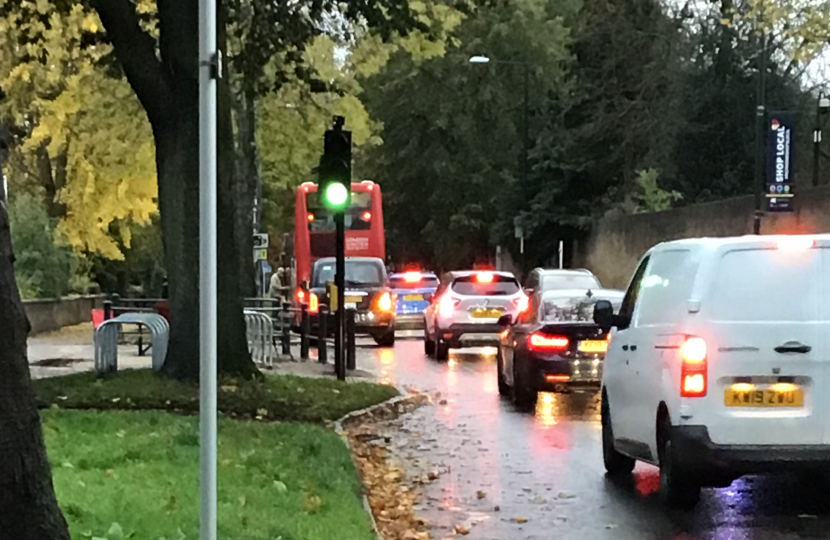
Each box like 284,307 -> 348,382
451,274 -> 520,296
541,274 -> 601,291
390,275 -> 439,290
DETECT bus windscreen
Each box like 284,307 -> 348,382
307,191 -> 374,232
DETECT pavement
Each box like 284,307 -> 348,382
29,324 -> 830,539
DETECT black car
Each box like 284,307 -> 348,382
496,288 -> 623,407
308,257 -> 396,347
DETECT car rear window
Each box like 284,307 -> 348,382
389,275 -> 439,290
542,294 -> 623,323
708,248 -> 821,322
313,261 -> 383,288
451,274 -> 520,296
541,274 -> 601,291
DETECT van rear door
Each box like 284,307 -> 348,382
701,241 -> 824,446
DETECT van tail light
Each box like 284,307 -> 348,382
680,336 -> 707,398
377,292 -> 394,312
295,288 -> 306,303
527,332 -> 570,354
308,293 -> 319,314
513,293 -> 529,313
439,294 -> 460,318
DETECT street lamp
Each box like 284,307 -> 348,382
469,55 -> 530,269
813,91 -> 830,186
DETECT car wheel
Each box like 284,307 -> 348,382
512,357 -> 537,408
496,349 -> 509,396
375,330 -> 395,347
601,393 -> 635,476
658,418 -> 700,509
424,328 -> 435,356
435,337 -> 449,361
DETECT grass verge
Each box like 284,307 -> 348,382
33,369 -> 398,423
45,409 -> 376,540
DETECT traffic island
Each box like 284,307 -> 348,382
32,369 -> 400,540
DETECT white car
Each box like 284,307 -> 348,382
424,270 -> 527,360
595,234 -> 830,508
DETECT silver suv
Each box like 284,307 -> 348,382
424,271 -> 527,360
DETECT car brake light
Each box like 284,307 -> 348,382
680,336 -> 707,398
307,212 -> 314,222
514,294 -> 529,313
309,293 -> 319,314
403,271 -> 422,283
476,272 -> 494,283
377,292 -> 393,312
439,294 -> 459,318
528,332 -> 569,353
776,237 -> 815,251
296,288 -> 306,303
362,211 -> 372,221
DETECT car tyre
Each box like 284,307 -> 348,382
496,349 -> 509,396
601,393 -> 635,476
424,328 -> 435,356
658,418 -> 700,509
375,330 -> 395,348
435,338 -> 449,361
512,357 -> 537,408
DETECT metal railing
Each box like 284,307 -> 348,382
243,310 -> 276,367
94,313 -> 170,376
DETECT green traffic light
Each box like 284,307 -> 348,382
324,182 -> 349,208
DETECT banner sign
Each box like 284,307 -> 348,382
765,111 -> 795,212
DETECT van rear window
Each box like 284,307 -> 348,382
708,248 -> 821,322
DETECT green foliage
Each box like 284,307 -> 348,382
33,369 -> 399,423
44,409 -> 375,540
8,192 -> 84,299
619,169 -> 683,214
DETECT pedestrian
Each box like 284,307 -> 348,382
269,268 -> 282,299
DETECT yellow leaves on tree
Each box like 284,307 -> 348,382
0,1 -> 156,260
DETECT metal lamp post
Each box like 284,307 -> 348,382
752,29 -> 768,235
470,55 -> 530,271
812,92 -> 830,186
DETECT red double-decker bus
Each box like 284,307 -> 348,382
292,180 -> 386,296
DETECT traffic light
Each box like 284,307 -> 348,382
318,117 -> 352,211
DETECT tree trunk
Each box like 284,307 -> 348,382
93,0 -> 259,380
0,201 -> 71,539
231,85 -> 258,298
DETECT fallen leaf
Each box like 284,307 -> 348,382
512,517 -> 528,524
105,469 -> 114,477
454,524 -> 470,535
238,495 -> 246,506
273,480 -> 288,493
477,490 -> 486,499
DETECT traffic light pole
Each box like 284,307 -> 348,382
334,210 -> 346,381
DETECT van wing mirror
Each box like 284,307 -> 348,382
593,300 -> 615,330
497,314 -> 513,327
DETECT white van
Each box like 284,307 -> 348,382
594,234 -> 830,508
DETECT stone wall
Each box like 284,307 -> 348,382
23,295 -> 105,335
576,185 -> 830,289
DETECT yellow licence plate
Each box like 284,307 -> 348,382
404,294 -> 423,301
344,296 -> 362,304
724,385 -> 804,408
472,308 -> 502,319
578,340 -> 608,353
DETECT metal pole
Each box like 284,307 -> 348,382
558,240 -> 564,269
346,308 -> 356,371
318,305 -> 328,364
198,0 -> 219,536
753,28 -> 767,235
300,303 -> 309,359
335,211 -> 346,381
522,63 -> 529,190
814,92 -> 823,187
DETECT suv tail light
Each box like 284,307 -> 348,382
295,288 -> 306,303
680,336 -> 707,398
527,332 -> 569,353
439,294 -> 460,318
308,293 -> 319,314
377,292 -> 394,312
513,294 -> 529,313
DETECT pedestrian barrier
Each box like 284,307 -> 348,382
94,312 -> 170,376
244,310 -> 277,367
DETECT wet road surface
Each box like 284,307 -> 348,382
355,335 -> 830,540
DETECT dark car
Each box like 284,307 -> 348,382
308,257 -> 396,347
523,268 -> 603,305
496,288 -> 623,407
